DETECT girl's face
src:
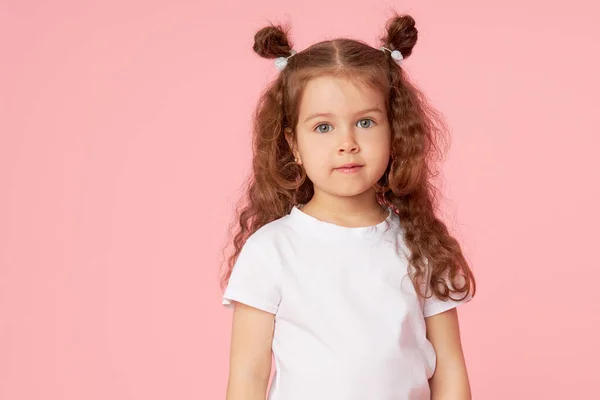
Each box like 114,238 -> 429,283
291,75 -> 391,200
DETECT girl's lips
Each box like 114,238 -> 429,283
335,165 -> 363,173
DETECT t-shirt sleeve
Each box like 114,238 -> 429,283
221,236 -> 282,315
422,289 -> 473,318
422,271 -> 473,318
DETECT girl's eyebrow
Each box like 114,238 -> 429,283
302,107 -> 384,123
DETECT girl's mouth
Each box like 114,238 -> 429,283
335,164 -> 363,173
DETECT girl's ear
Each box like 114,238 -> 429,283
284,127 -> 301,163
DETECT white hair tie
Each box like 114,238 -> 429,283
274,50 -> 297,71
380,46 -> 403,64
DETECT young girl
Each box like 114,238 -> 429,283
220,13 -> 476,400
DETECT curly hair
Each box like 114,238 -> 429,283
220,13 -> 476,303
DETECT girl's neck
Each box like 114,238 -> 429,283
299,187 -> 387,228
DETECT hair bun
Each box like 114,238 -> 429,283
253,24 -> 294,59
381,14 -> 418,59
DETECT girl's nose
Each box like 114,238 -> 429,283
338,130 -> 360,154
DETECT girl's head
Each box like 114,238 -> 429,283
251,14 -> 427,206
222,13 -> 475,302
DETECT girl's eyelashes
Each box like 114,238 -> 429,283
357,118 -> 376,129
313,118 -> 377,134
315,123 -> 333,134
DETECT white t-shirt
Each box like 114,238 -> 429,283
222,205 -> 472,400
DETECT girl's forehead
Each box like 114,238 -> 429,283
298,75 -> 385,117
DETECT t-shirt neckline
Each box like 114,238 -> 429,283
289,205 -> 395,238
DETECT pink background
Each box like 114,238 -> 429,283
1,1 -> 599,399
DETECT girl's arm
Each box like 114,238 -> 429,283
425,308 -> 472,400
226,301 -> 275,400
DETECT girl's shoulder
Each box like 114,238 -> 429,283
244,211 -> 297,248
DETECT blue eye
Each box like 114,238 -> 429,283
315,124 -> 333,134
357,119 -> 376,128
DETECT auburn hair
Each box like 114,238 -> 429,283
220,13 -> 476,302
